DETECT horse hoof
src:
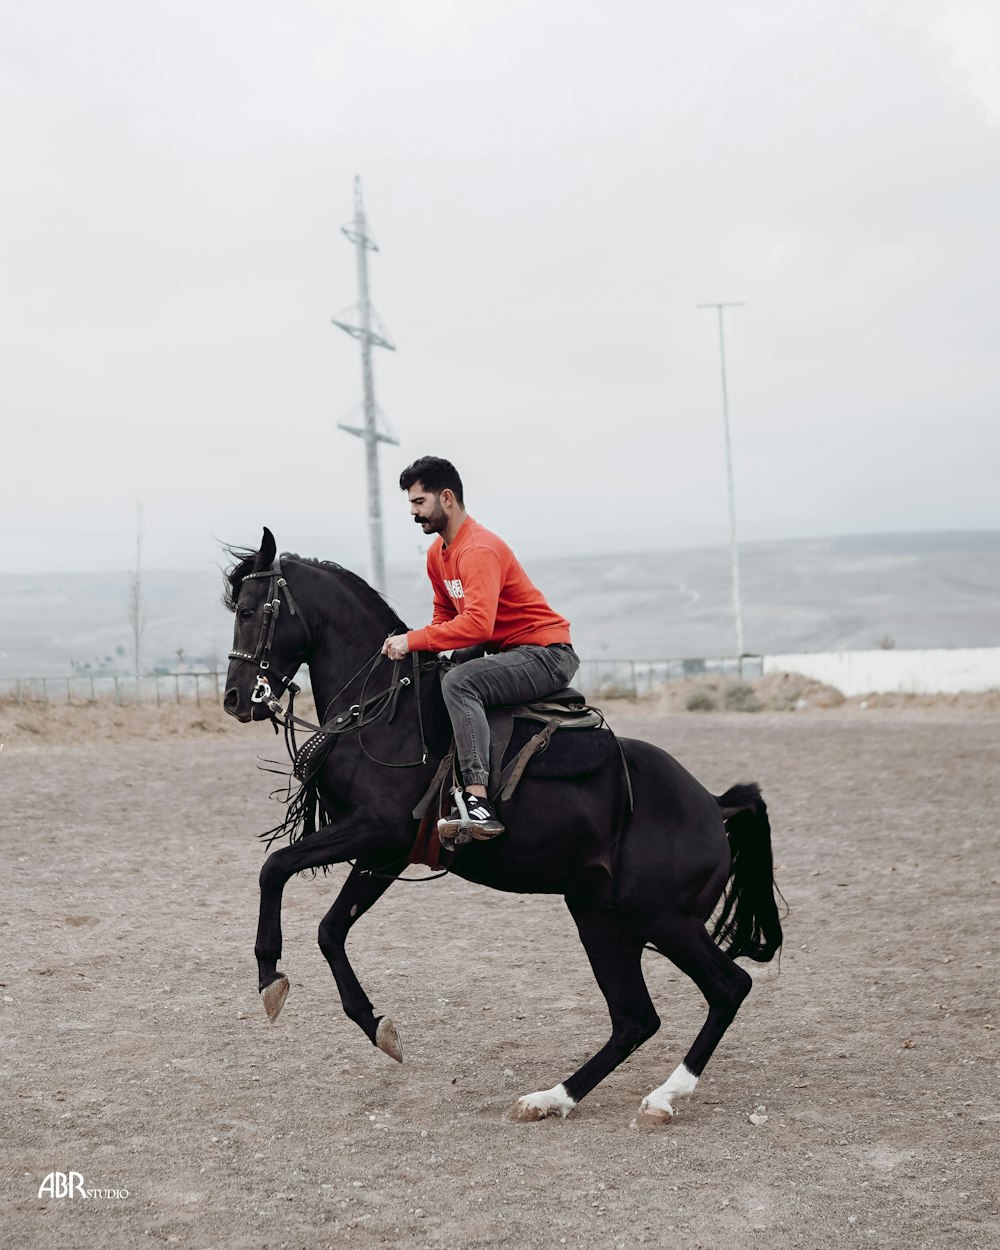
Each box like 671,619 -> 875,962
260,974 -> 290,1023
375,1016 -> 403,1063
507,1099 -> 550,1123
507,1083 -> 576,1122
635,1099 -> 674,1127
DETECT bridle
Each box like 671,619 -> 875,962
227,553 -> 309,712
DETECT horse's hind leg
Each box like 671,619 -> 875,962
637,919 -> 752,1124
316,862 -> 402,1059
508,896 -> 659,1122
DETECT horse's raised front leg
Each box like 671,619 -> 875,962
316,860 -> 402,1058
508,896 -> 659,1122
637,919 -> 751,1125
254,818 -> 406,1018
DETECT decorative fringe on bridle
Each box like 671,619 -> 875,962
255,726 -> 339,853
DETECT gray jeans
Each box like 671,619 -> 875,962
440,643 -> 580,788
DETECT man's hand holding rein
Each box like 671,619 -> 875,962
382,634 -> 410,662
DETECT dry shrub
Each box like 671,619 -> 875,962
723,681 -> 762,713
685,689 -> 717,712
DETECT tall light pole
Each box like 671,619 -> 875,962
697,301 -> 746,658
333,176 -> 398,593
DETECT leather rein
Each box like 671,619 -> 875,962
227,553 -> 432,770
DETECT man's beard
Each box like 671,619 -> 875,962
415,501 -> 448,534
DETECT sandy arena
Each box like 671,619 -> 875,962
2,698 -> 998,1249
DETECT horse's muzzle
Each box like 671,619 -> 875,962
224,687 -> 252,722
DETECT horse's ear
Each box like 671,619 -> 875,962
254,527 -> 277,571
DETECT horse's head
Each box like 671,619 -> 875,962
223,527 -> 310,722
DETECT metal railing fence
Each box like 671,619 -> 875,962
1,657 -> 761,706
577,655 -> 762,699
1,672 -> 247,707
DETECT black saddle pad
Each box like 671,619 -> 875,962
500,716 -> 614,780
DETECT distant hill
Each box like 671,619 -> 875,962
2,531 -> 997,678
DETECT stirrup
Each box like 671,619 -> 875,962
437,789 -> 505,844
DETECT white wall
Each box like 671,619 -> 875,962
762,647 -> 1000,697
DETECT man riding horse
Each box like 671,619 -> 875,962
224,521 -> 782,1122
381,456 -> 580,843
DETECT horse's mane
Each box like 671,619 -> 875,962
222,546 -> 407,632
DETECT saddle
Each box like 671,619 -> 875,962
412,686 -> 613,825
487,686 -> 607,800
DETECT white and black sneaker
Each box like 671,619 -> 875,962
437,789 -> 505,845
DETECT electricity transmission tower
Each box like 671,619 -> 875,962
333,176 -> 398,592
697,301 -> 746,658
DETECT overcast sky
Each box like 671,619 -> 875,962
3,0 -> 998,579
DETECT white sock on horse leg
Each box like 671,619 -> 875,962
640,1063 -> 698,1117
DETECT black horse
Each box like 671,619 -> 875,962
223,528 -> 783,1124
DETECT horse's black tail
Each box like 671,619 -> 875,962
710,783 -> 784,963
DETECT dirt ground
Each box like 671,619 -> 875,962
2,699 -> 998,1249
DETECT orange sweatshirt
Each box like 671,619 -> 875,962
406,517 -> 572,654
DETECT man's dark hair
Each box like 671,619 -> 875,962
399,456 -> 464,506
